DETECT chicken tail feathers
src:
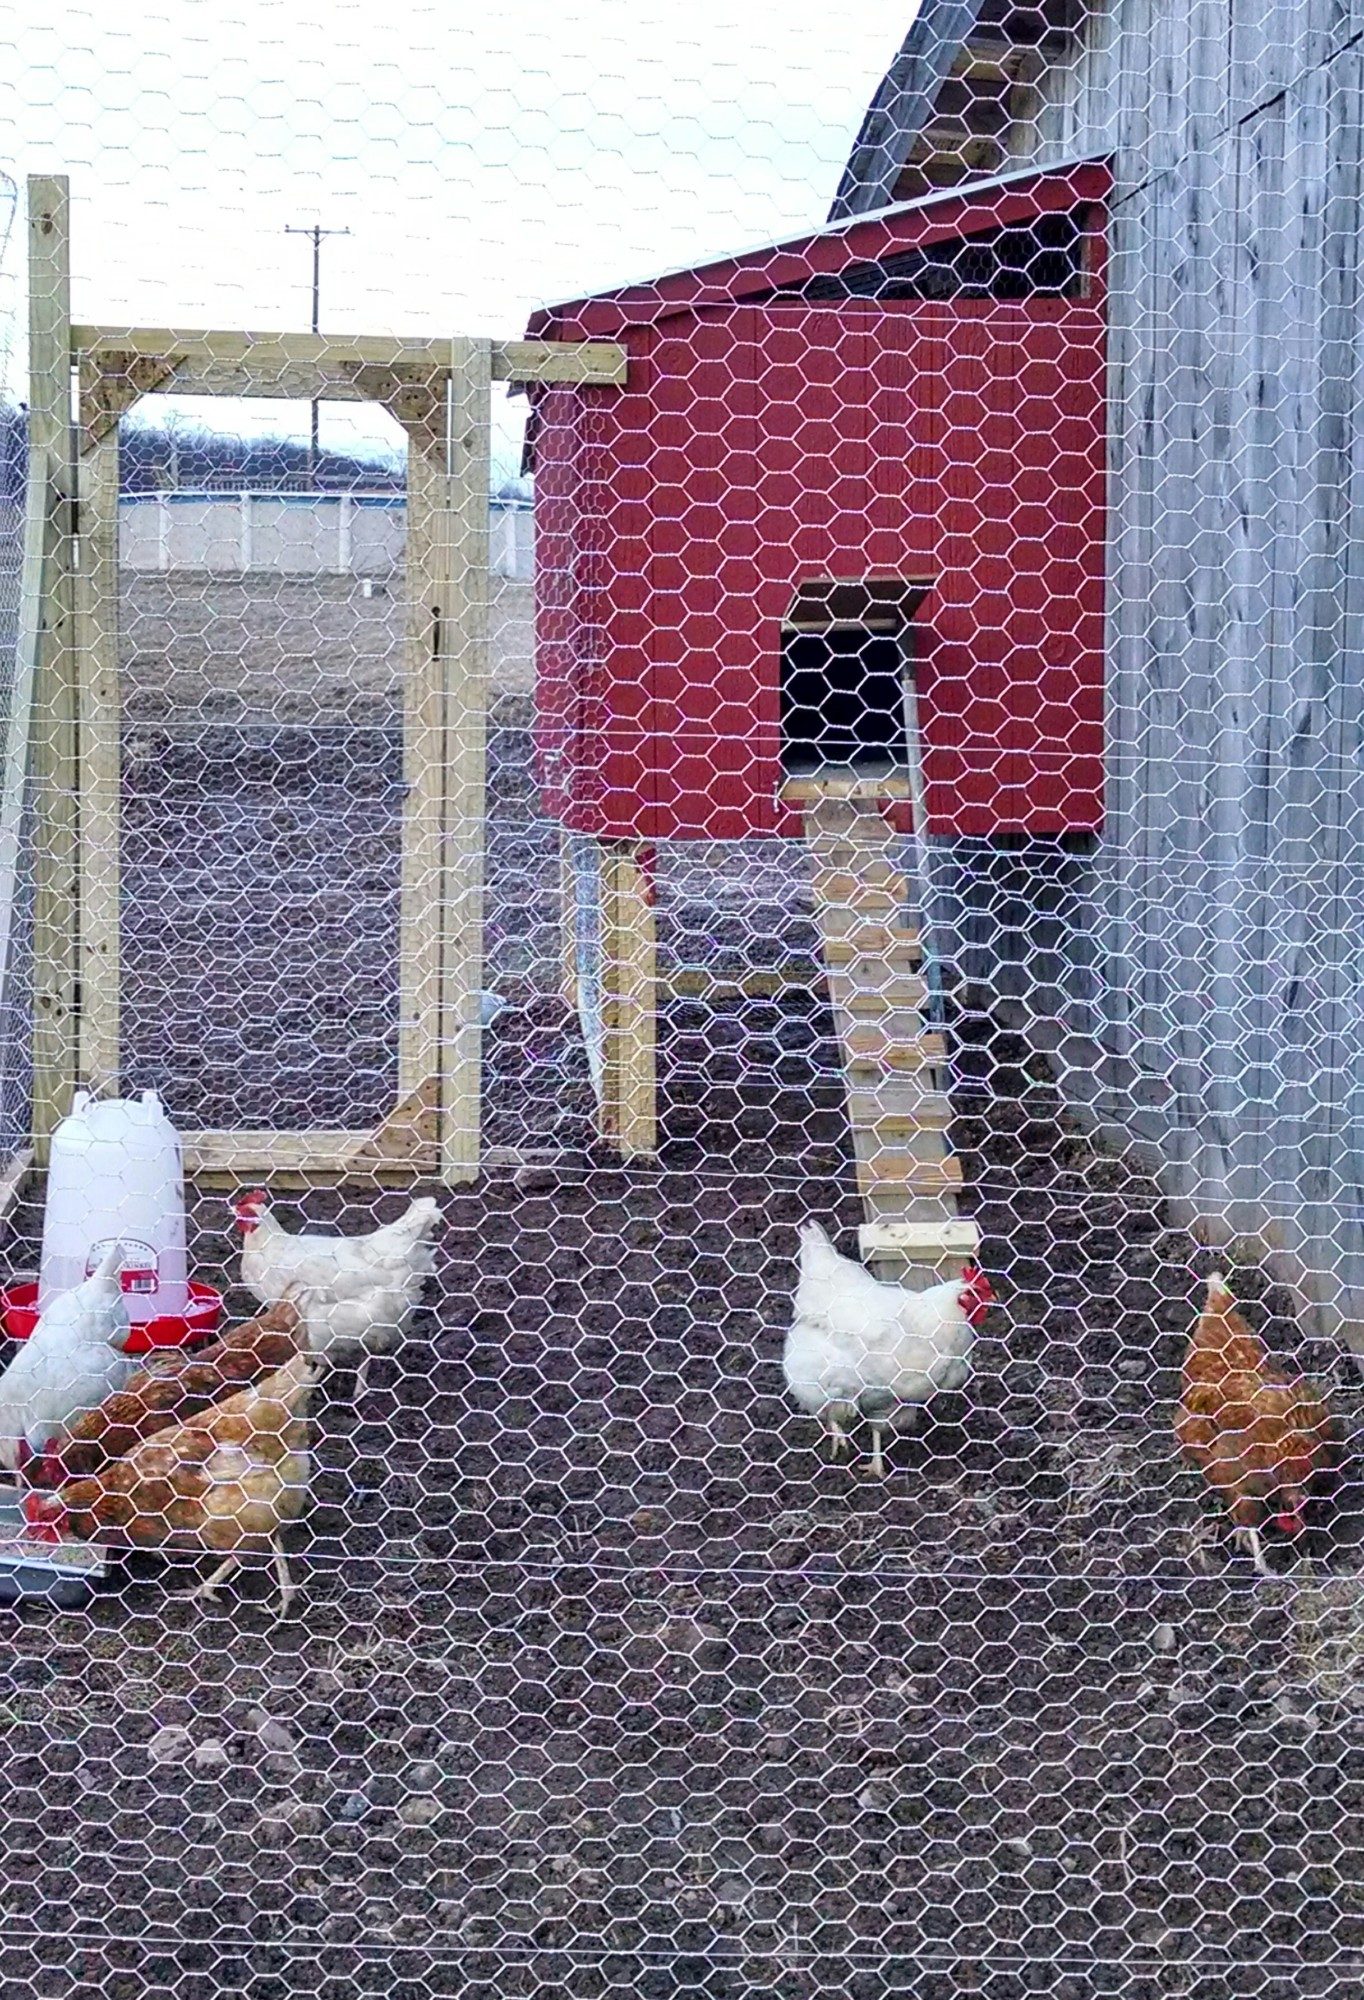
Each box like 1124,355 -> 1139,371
279,1281 -> 322,1346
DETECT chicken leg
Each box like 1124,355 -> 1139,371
189,1552 -> 243,1603
271,1537 -> 299,1619
188,1542 -> 300,1617
1236,1523 -> 1271,1576
869,1425 -> 888,1478
824,1417 -> 848,1459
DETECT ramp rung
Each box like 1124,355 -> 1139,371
853,1104 -> 953,1140
809,844 -> 902,878
856,1151 -> 964,1197
825,925 -> 923,965
846,1029 -> 948,1074
839,978 -> 930,1016
816,888 -> 905,922
782,770 -> 910,803
860,1217 -> 981,1261
812,869 -> 908,907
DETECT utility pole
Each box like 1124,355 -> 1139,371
285,222 -> 350,482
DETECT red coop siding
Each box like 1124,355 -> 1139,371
530,162 -> 1110,842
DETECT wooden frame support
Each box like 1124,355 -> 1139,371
13,192 -> 628,1183
17,197 -> 626,1188
72,327 -> 626,424
73,430 -> 122,1094
26,177 -> 80,1157
439,339 -> 493,1182
559,828 -> 579,1012
394,339 -> 492,1183
599,840 -> 657,1158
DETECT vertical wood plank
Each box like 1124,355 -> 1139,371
395,343 -> 491,1184
599,838 -> 656,1156
559,826 -> 579,1010
25,176 -> 79,1153
396,439 -> 445,1122
439,338 -> 492,1182
73,430 -> 121,1094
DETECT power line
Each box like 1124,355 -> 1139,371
284,221 -> 350,480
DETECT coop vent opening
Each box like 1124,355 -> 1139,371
779,577 -> 932,779
758,210 -> 1089,304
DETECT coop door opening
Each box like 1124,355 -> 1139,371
778,577 -> 932,778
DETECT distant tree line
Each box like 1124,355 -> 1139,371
0,403 -> 403,499
0,404 -> 532,503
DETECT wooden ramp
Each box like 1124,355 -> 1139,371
796,784 -> 979,1282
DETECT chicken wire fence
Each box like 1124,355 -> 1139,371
5,5 -> 1364,1999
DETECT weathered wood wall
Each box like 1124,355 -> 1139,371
919,2 -> 1364,1343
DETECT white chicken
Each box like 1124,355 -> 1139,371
0,1242 -> 135,1479
232,1192 -> 442,1396
783,1222 -> 995,1473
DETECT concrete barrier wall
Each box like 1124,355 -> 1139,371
119,492 -> 533,580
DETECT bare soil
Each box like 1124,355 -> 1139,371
0,581 -> 1362,1999
121,572 -> 536,728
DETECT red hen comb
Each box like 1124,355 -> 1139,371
21,1490 -> 65,1543
959,1263 -> 995,1325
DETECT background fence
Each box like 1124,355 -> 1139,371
118,491 -> 533,579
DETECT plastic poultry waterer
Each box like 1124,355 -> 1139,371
2,1090 -> 223,1352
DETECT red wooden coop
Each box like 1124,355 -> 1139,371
525,157 -> 1109,1241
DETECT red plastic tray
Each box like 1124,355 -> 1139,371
0,1278 -> 224,1354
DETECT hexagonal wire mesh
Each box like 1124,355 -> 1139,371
2,6 -> 1364,2000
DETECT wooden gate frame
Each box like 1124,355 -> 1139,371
15,176 -> 625,1185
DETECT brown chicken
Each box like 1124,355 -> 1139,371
23,1351 -> 318,1615
45,1300 -> 304,1484
1176,1272 -> 1337,1573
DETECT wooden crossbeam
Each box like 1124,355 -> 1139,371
183,1128 -> 434,1185
70,327 -> 626,422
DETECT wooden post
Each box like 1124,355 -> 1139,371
599,839 -> 657,1157
337,491 -> 353,574
559,827 -> 579,1010
26,177 -> 80,1154
73,429 -> 122,1093
396,339 -> 491,1184
397,442 -> 445,1129
438,337 -> 492,1182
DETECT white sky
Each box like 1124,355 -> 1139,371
0,0 -> 913,479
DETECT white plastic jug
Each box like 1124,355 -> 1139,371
38,1090 -> 189,1324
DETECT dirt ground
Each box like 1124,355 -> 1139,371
121,572 -> 537,727
1,581 -> 1362,1998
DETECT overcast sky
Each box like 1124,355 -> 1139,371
0,0 -> 912,478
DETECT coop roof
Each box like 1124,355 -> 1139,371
830,0 -> 1093,217
526,154 -> 1109,345
830,0 -> 990,219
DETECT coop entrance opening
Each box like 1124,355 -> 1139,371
779,577 -> 934,779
